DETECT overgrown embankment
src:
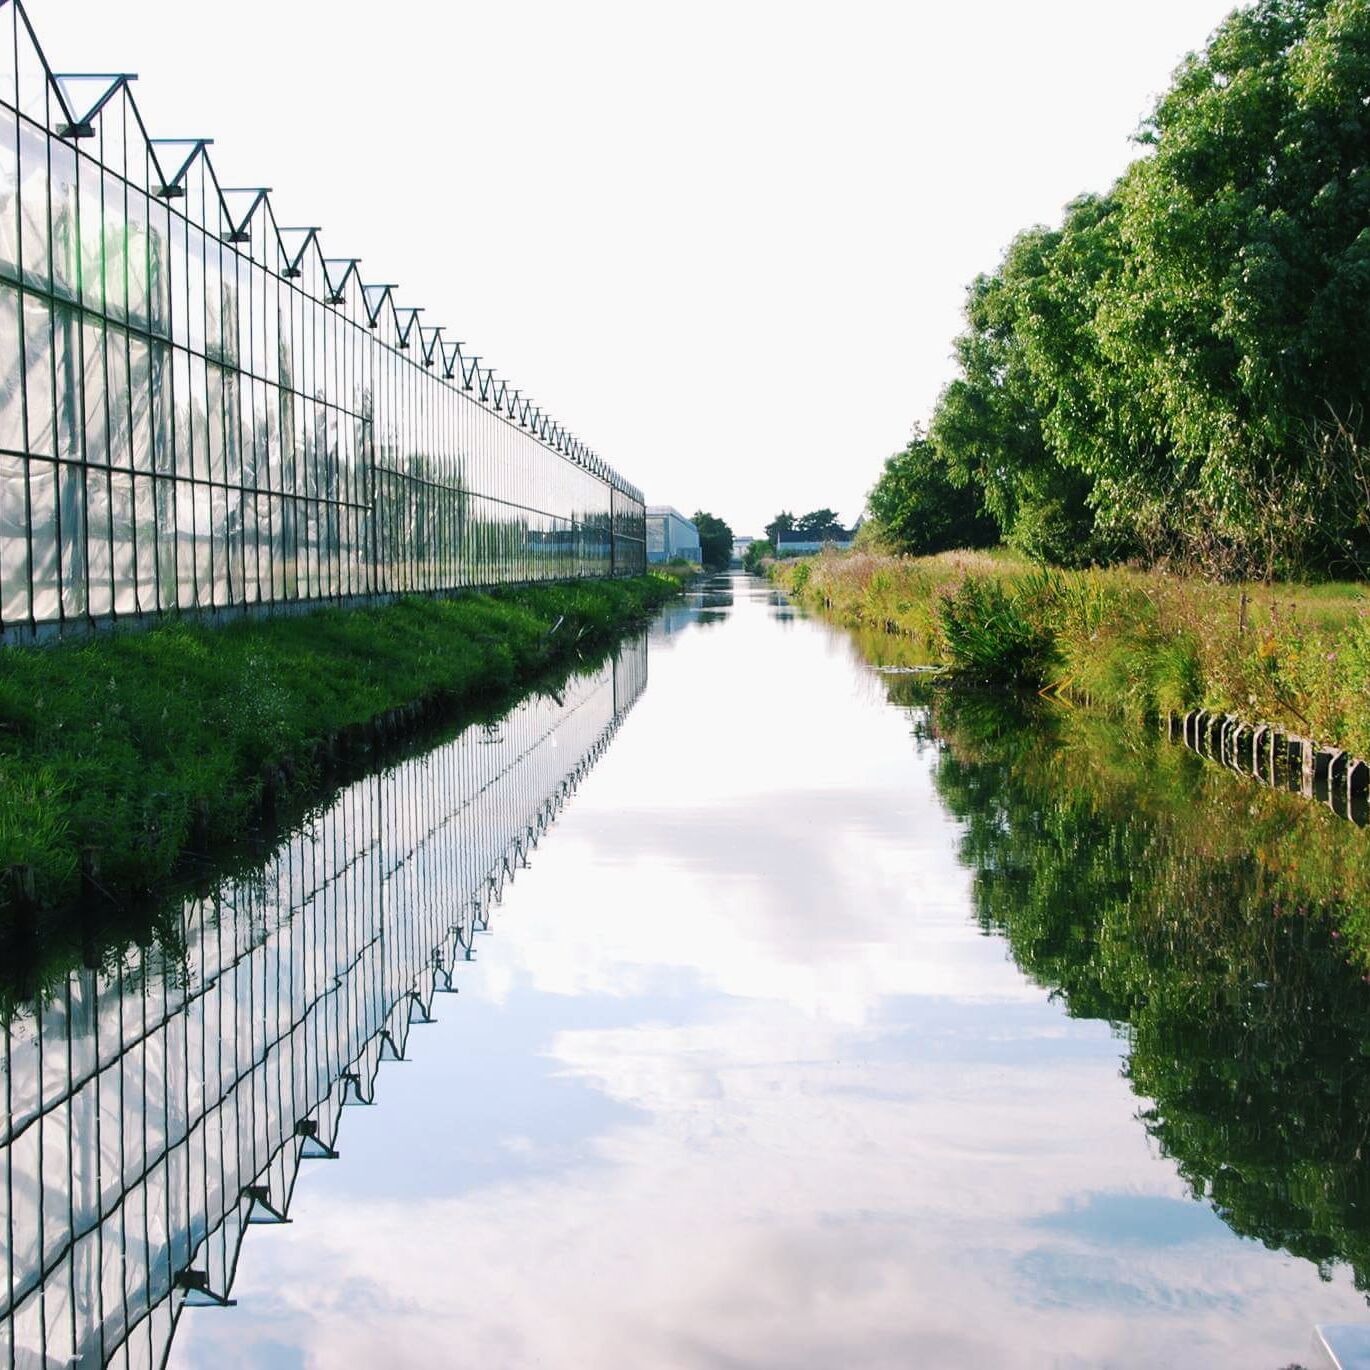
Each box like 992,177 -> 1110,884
0,576 -> 679,915
771,551 -> 1370,756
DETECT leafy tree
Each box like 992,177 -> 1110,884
742,538 -> 774,573
765,511 -> 796,544
691,511 -> 735,571
1111,0 -> 1370,570
931,225 -> 1106,567
865,433 -> 997,555
1005,194 -> 1157,562
897,0 -> 1370,578
795,508 -> 843,537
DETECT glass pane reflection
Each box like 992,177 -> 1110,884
0,635 -> 648,1368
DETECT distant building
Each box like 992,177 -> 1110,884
775,527 -> 855,557
732,536 -> 757,565
646,506 -> 702,564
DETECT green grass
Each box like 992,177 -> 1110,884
0,575 -> 680,916
651,558 -> 702,585
936,573 -> 1057,685
773,550 -> 1370,756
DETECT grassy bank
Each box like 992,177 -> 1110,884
0,575 -> 679,915
771,551 -> 1370,756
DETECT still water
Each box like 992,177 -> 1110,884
6,572 -> 1370,1368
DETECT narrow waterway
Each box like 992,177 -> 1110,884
6,573 -> 1370,1368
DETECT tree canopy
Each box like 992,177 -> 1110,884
868,0 -> 1370,577
691,511 -> 735,571
764,509 -> 849,542
764,512 -> 795,544
865,434 -> 998,556
742,538 -> 774,572
795,508 -> 843,537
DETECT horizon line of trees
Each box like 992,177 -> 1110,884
868,0 -> 1370,582
742,508 -> 854,570
764,509 -> 852,543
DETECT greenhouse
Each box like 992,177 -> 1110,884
0,0 -> 645,642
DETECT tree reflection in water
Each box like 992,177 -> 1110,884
889,678 -> 1370,1296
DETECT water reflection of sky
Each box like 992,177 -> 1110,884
173,575 -> 1364,1369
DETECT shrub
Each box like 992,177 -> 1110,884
936,576 -> 1056,686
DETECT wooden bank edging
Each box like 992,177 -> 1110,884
1168,708 -> 1370,827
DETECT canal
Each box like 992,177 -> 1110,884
6,572 -> 1370,1367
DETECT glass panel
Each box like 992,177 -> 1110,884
111,468 -> 135,613
129,335 -> 151,471
22,290 -> 53,457
17,119 -> 48,292
134,472 -> 156,611
154,475 -> 175,609
58,458 -> 85,618
107,324 -> 131,470
176,477 -> 195,608
0,280 -> 21,450
150,338 -> 171,473
0,106 -> 18,281
28,455 -> 57,620
206,361 -> 224,484
53,299 -> 81,460
102,167 -> 126,322
71,1229 -> 101,1364
0,450 -> 30,624
41,1102 -> 71,1267
127,189 -> 149,328
185,223 -> 204,355
204,233 -> 222,361
82,315 -> 106,464
0,3 -> 14,113
78,151 -> 102,312
148,200 -> 170,338
47,135 -> 79,303
85,464 -> 111,617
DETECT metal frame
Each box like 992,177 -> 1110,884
0,0 -> 647,644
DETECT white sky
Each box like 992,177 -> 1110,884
36,0 -> 1238,535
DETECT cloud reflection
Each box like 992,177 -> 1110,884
171,582 -> 1366,1368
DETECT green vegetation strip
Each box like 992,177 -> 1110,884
773,552 -> 1370,756
0,575 -> 680,915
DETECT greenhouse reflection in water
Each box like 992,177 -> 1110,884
167,578 -> 1370,1369
0,636 -> 647,1370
